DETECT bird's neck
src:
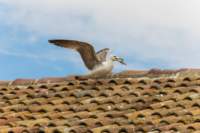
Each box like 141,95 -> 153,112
101,58 -> 113,66
108,58 -> 114,64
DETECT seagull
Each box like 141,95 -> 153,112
48,39 -> 126,77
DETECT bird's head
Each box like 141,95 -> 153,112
111,56 -> 126,65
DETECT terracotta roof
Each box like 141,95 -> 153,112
0,69 -> 200,133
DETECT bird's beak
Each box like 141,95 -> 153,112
118,58 -> 127,65
120,61 -> 127,65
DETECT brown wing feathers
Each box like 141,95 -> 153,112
48,39 -> 99,70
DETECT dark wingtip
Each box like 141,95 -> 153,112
48,40 -> 55,43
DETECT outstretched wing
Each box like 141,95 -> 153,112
96,48 -> 110,62
48,39 -> 99,70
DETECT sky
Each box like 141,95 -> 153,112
1,0 -> 200,80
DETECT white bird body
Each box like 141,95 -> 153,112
89,58 -> 114,77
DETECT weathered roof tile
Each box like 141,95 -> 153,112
0,69 -> 200,132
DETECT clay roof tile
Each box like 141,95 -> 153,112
0,69 -> 200,132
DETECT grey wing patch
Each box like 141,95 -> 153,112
96,48 -> 110,62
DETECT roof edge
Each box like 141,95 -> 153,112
1,68 -> 200,86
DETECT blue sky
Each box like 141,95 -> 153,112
1,0 -> 200,80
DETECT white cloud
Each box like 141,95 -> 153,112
1,0 -> 200,69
